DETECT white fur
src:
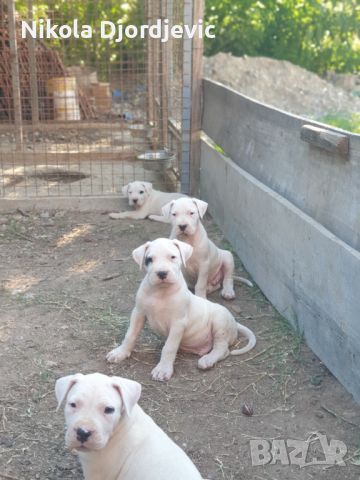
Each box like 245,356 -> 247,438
109,181 -> 185,222
106,238 -> 256,381
163,197 -> 253,299
55,372 -> 203,480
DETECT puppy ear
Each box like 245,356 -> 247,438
55,373 -> 83,411
132,241 -> 151,269
121,183 -> 130,196
192,198 -> 208,219
162,200 -> 174,219
173,239 -> 193,266
142,182 -> 153,194
112,377 -> 141,417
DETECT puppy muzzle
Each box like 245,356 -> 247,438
149,269 -> 178,286
76,427 -> 92,444
157,270 -> 168,280
67,431 -> 107,452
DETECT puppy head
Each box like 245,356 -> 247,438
162,197 -> 208,236
132,238 -> 193,287
55,373 -> 141,452
122,181 -> 153,208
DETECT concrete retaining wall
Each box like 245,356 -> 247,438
202,79 -> 360,251
200,80 -> 360,402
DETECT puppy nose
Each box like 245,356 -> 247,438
76,427 -> 92,443
179,224 -> 187,232
133,198 -> 138,204
157,271 -> 168,280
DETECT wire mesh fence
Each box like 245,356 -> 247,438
0,0 -> 200,198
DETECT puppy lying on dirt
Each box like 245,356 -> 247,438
55,372 -> 203,480
162,197 -> 253,299
109,181 -> 185,222
106,238 -> 256,381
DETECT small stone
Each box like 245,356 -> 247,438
241,403 -> 254,416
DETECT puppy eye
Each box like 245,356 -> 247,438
69,402 -> 76,408
144,256 -> 153,266
139,190 -> 144,194
172,213 -> 176,217
171,255 -> 176,260
104,407 -> 115,414
190,211 -> 195,215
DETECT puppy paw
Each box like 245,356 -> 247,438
109,212 -> 127,220
198,355 -> 215,370
106,346 -> 130,363
148,214 -> 162,221
221,287 -> 235,300
151,363 -> 173,382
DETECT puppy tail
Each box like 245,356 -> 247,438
230,324 -> 256,355
233,275 -> 254,288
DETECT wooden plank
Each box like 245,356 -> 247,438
7,0 -> 23,149
202,78 -> 360,251
300,124 -> 349,157
189,0 -> 204,196
168,116 -> 182,141
200,138 -> 360,403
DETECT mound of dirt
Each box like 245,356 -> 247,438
203,53 -> 360,118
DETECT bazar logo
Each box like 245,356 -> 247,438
250,434 -> 347,467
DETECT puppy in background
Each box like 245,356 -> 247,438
109,181 -> 185,222
162,197 -> 253,300
55,372 -> 203,480
107,238 -> 256,381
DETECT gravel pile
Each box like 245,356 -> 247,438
204,53 -> 360,118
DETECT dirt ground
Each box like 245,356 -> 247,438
1,210 -> 360,480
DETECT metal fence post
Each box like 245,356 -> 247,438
28,0 -> 39,124
7,0 -> 23,149
189,0 -> 203,196
181,0 -> 203,195
180,0 -> 193,194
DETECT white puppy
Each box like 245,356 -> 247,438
55,372 -> 203,480
162,197 -> 253,299
109,181 -> 185,222
106,238 -> 256,381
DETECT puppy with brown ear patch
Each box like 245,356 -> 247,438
106,238 -> 256,381
55,372 -> 203,480
162,197 -> 253,299
108,181 -> 185,222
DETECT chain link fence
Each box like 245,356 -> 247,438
0,0 -> 202,198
